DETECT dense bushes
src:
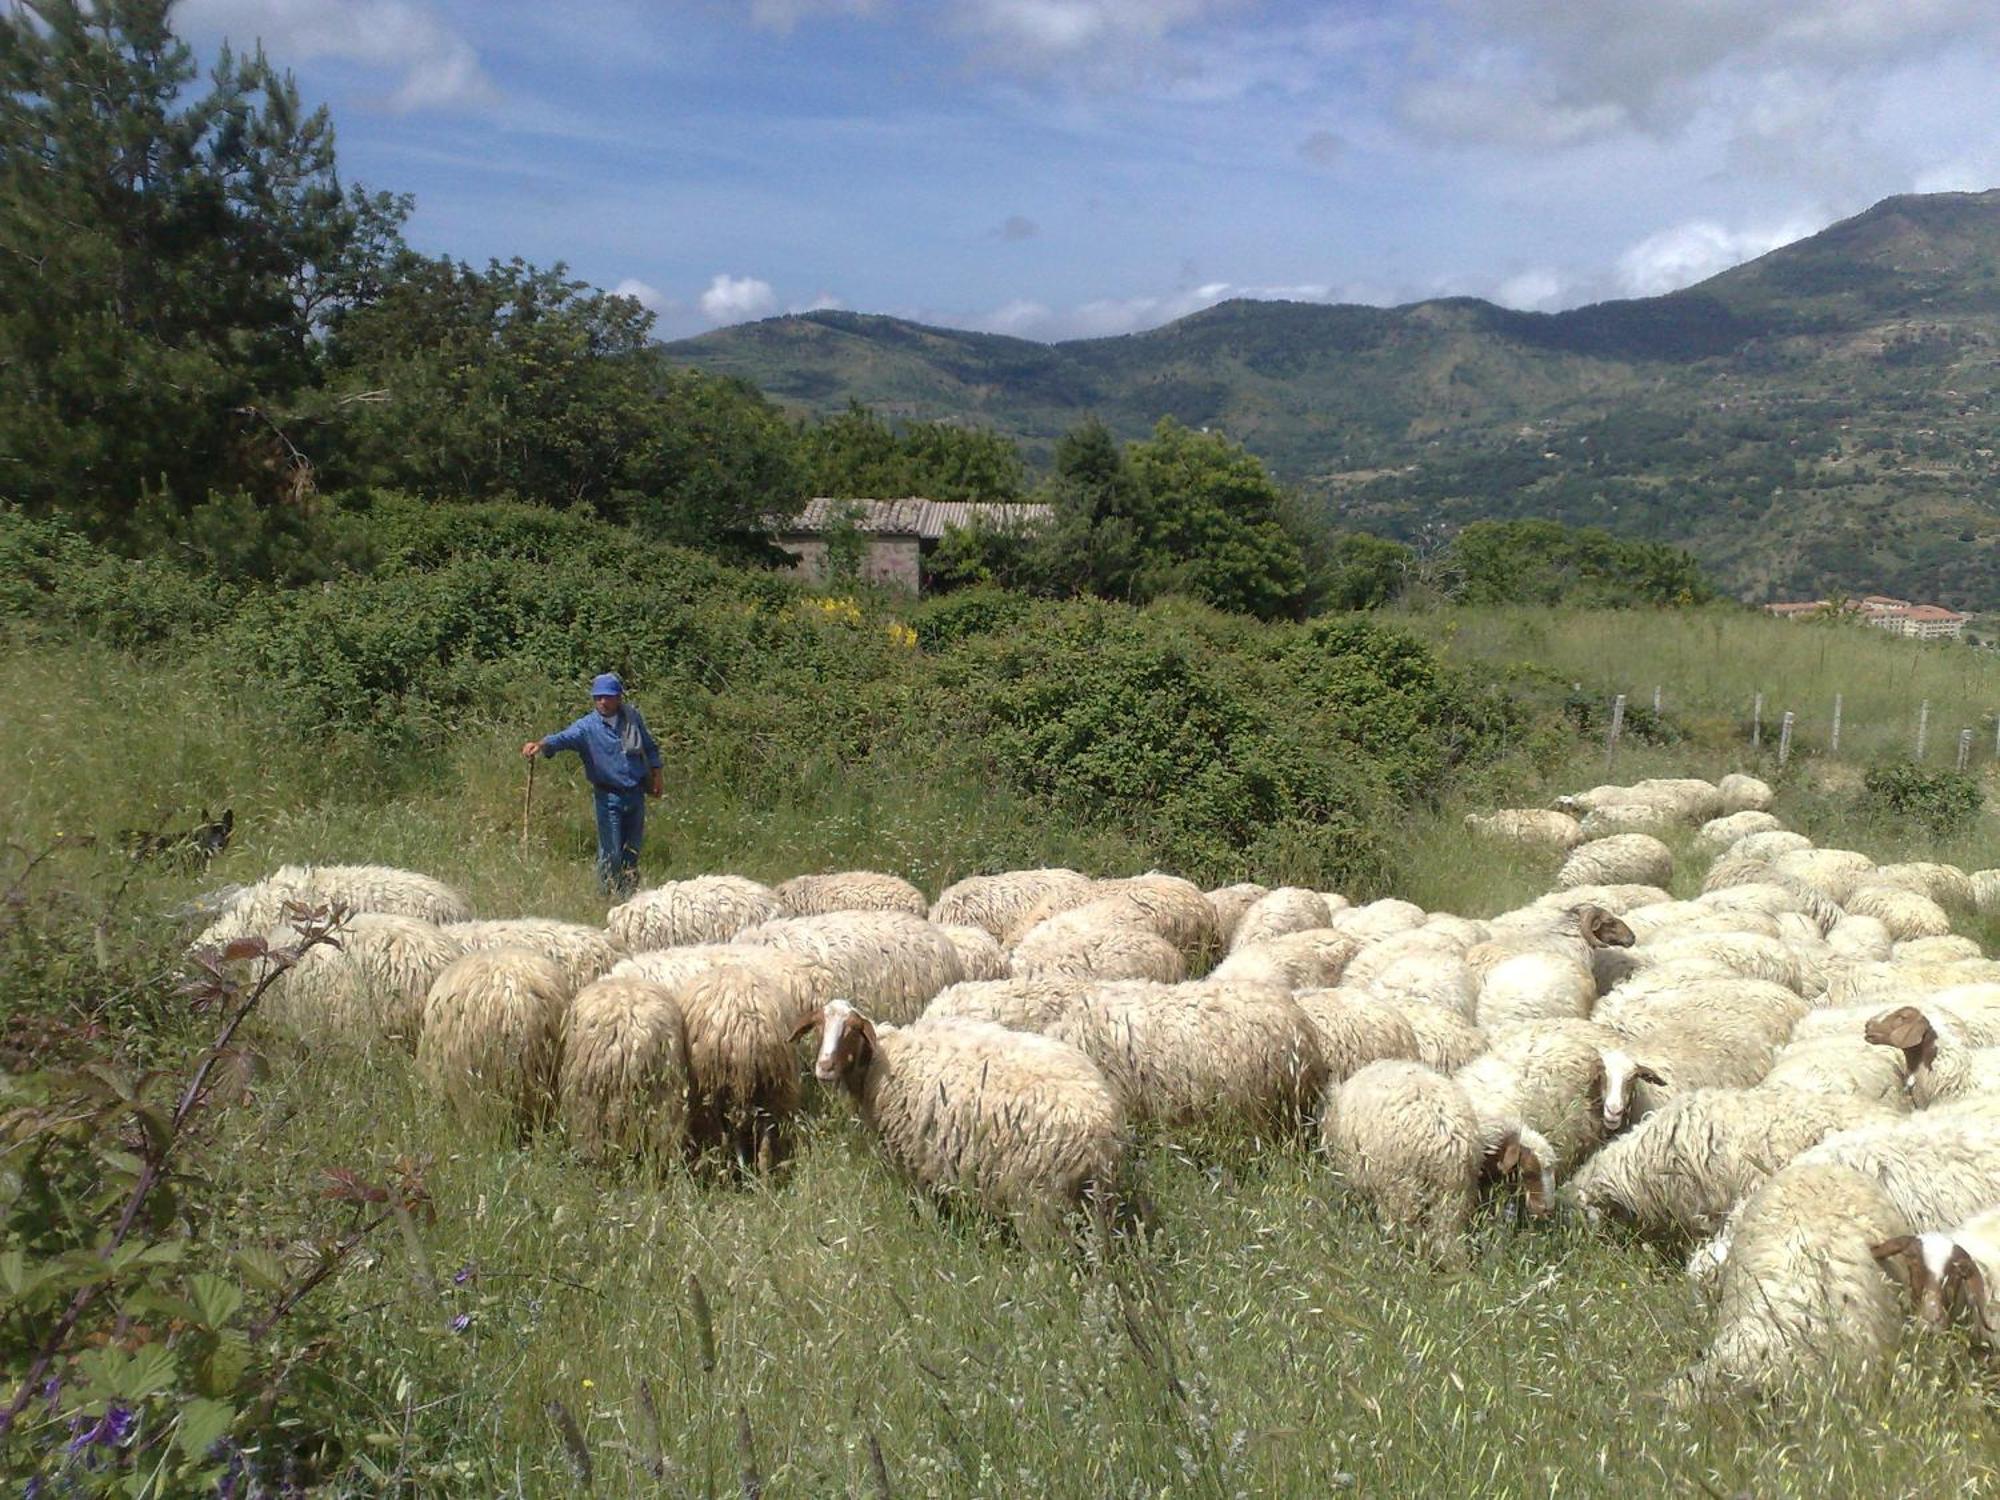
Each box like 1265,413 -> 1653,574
0,501 -> 1530,887
1857,763 -> 1984,838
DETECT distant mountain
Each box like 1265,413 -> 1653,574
662,191 -> 2000,610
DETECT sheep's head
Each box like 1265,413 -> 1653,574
1574,905 -> 1634,950
1862,1006 -> 1939,1087
1484,1128 -> 1557,1217
790,998 -> 878,1084
1871,1233 -> 1993,1335
1597,1047 -> 1667,1135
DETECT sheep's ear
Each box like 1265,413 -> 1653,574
1634,1064 -> 1668,1086
849,1012 -> 879,1052
788,1011 -> 823,1043
1864,1007 -> 1933,1052
1870,1235 -> 1920,1283
1489,1134 -> 1522,1173
1944,1246 -> 1987,1315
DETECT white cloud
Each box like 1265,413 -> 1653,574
1614,216 -> 1817,297
953,0 -> 1226,58
178,0 -> 499,112
971,279 -> 1354,340
698,274 -> 780,323
1494,269 -> 1567,311
790,291 -> 847,312
612,278 -> 673,315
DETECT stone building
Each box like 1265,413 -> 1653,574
771,497 -> 1052,593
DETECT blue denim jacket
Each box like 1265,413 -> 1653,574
539,706 -> 661,791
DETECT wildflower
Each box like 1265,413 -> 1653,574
452,1263 -> 475,1286
580,1378 -> 595,1391
450,1313 -> 473,1334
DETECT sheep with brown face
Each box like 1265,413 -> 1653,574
1872,1205 -> 2000,1347
796,999 -> 1129,1233
1864,1006 -> 2000,1106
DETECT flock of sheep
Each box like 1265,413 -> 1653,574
192,768 -> 2000,1403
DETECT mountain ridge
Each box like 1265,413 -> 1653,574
662,190 -> 2000,608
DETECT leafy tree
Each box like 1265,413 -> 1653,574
1038,418 -> 1147,600
0,0 -> 402,532
1450,519 -> 1712,606
1125,419 -> 1306,620
800,404 -> 1022,500
1317,531 -> 1413,611
624,371 -> 804,550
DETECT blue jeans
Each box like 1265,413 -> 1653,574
592,786 -> 646,896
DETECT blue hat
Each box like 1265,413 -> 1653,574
591,672 -> 624,697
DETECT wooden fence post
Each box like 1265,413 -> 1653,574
1778,711 -> 1795,767
1752,692 -> 1764,749
1831,693 -> 1843,756
1606,694 -> 1627,769
1959,729 -> 1973,772
1917,700 -> 1930,760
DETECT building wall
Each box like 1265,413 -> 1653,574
775,535 -> 924,592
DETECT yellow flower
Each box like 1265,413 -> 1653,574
581,1378 -> 596,1390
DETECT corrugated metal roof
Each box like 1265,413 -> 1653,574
774,498 -> 1053,540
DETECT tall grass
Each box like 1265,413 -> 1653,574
8,625 -> 2000,1495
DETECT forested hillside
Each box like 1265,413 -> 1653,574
664,192 -> 2000,609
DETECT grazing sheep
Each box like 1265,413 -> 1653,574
1320,1061 -> 1553,1270
1567,1087 -> 1894,1242
1206,928 -> 1358,992
1463,808 -> 1584,851
1421,913 -> 1490,948
417,949 -> 570,1130
735,910 -> 964,1023
1046,980 -> 1327,1132
1700,853 -> 1780,897
937,924 -> 1009,982
1205,883 -> 1270,947
1377,1000 -> 1488,1072
1327,899 -> 1428,944
1293,988 -> 1421,1083
674,951 -> 828,1167
1863,1006 -> 2000,1107
1475,948 -> 1598,1032
1455,1024 -> 1636,1166
1580,801 -> 1680,838
607,944 -> 747,990
608,876 -> 780,950
1673,1163 -> 1910,1402
1732,830 -> 1812,861
449,918 -> 624,994
266,912 -> 464,1049
1772,848 -> 1876,906
1775,1113 -> 2000,1247
1843,883 -> 1953,942
1716,773 -> 1774,814
1230,887 -> 1334,952
1636,932 -> 1806,994
1010,904 -> 1188,984
1092,873 -> 1222,961
1696,811 -> 1783,850
1822,960 -> 2000,1009
556,976 -> 689,1165
930,868 -> 1096,943
796,1000 -> 1128,1230
1870,862 -> 1975,910
1622,901 -> 1777,944
1557,834 -> 1673,892
1363,950 -> 1481,1020
1871,1205 -> 2000,1344
1761,1035 -> 1913,1110
1595,977 -> 1809,1052
1973,870 -> 2000,919
1894,935 -> 1985,964
775,871 -> 929,919
924,975 -> 1092,1032
195,863 -> 473,949
1530,883 -> 1671,917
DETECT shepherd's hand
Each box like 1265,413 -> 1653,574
521,741 -> 542,758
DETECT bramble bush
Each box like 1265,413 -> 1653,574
1856,763 -> 1985,838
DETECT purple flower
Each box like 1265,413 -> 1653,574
449,1313 -> 472,1334
452,1262 -> 475,1286
40,1376 -> 60,1412
67,1402 -> 136,1456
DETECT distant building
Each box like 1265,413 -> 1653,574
1763,592 -> 1966,640
770,497 -> 1053,593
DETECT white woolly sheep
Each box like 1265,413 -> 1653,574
1580,801 -> 1681,838
1716,773 -> 1774,814
1009,902 -> 1189,984
735,911 -> 963,1023
1893,935 -> 1985,964
1731,830 -> 1812,861
267,912 -> 464,1049
1566,1086 -> 1893,1242
1326,899 -> 1428,944
1293,988 -> 1421,1083
1230,887 -> 1334,952
775,871 -> 929,919
195,863 -> 473,949
1973,870 -> 2000,918
1635,932 -> 1807,994
1421,913 -> 1490,948
1595,977 -> 1809,1051
1320,1060 -> 1553,1270
1823,961 -> 2000,1010
1474,948 -> 1597,1032
449,918 -> 624,994
798,1000 -> 1128,1230
607,944 -> 748,990
417,949 -> 570,1130
1871,1204 -> 2000,1345
937,924 -> 1009,982
1696,811 -> 1783,850
1377,1000 -> 1488,1072
1772,848 -> 1876,906
1206,928 -> 1358,992
1455,1023 -> 1637,1167
1091,873 -> 1222,961
555,976 -> 689,1165
1622,901 -> 1778,944
1760,1035 -> 1913,1110
1672,1162 -> 1910,1402
1556,834 -> 1673,892
608,876 -> 780,950
1363,951 -> 1481,1021
1843,883 -> 1953,942
1463,808 -> 1584,851
1205,883 -> 1270,947
1863,1006 -> 2000,1107
1869,861 -> 1975,910
1529,883 -> 1672,916
923,975 -> 1094,1032
1753,1114 -> 2000,1254
1046,980 -> 1327,1132
674,950 -> 829,1167
930,868 -> 1095,943
1344,926 -> 1468,982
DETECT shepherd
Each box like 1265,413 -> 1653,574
521,673 -> 663,897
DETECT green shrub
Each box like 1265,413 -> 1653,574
1857,763 -> 1985,837
0,509 -> 233,648
908,586 -> 1032,649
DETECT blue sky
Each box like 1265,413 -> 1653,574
176,0 -> 2000,341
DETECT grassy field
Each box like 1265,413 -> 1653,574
7,612 -> 2000,1495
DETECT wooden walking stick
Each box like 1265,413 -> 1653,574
521,753 -> 536,848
